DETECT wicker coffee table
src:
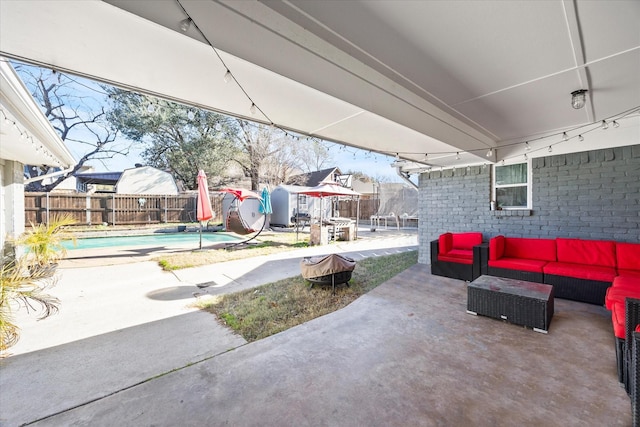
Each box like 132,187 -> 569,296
467,275 -> 554,333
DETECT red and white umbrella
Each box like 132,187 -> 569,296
196,170 -> 213,249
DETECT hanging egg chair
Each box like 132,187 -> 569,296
220,188 -> 270,247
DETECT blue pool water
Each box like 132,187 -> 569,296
62,232 -> 241,250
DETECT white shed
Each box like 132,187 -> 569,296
115,166 -> 178,195
270,184 -> 332,227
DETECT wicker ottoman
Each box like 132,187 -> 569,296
467,275 -> 554,333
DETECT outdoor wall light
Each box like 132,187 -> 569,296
179,18 -> 192,32
571,89 -> 588,109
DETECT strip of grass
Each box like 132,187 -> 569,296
197,250 -> 418,342
154,232 -> 309,270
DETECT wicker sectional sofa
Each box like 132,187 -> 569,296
480,236 -> 637,306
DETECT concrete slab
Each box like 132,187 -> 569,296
17,266 -> 630,426
0,311 -> 244,427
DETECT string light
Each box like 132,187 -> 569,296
455,152 -> 460,160
147,103 -> 155,113
578,134 -> 584,142
187,110 -> 195,120
548,146 -> 552,153
224,70 -> 233,84
562,132 -> 568,141
601,120 -> 608,129
525,142 -> 531,150
249,103 -> 257,115
613,120 -> 620,128
486,148 -> 493,157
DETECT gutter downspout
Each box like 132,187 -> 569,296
24,167 -> 74,184
395,165 -> 418,190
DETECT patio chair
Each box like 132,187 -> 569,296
430,232 -> 483,281
300,254 -> 356,295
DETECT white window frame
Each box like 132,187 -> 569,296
492,161 -> 532,209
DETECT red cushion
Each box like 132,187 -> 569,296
556,238 -> 616,267
504,237 -> 557,261
618,270 -> 640,279
543,262 -> 617,282
612,302 -> 625,339
617,242 -> 640,271
489,236 -> 505,261
439,233 -> 453,255
613,276 -> 640,289
488,258 -> 548,273
451,232 -> 482,250
438,254 -> 473,265
443,249 -> 473,260
605,286 -> 640,310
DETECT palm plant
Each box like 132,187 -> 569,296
1,255 -> 59,353
16,213 -> 77,270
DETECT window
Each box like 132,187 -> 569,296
493,162 -> 530,209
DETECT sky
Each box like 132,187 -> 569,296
98,135 -> 405,183
13,60 -> 406,183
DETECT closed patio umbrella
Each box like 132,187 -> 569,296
259,187 -> 272,215
196,170 -> 213,249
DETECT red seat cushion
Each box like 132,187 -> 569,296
556,238 -> 616,268
612,302 -> 625,339
613,276 -> 640,289
444,249 -> 473,260
543,262 -> 617,282
618,270 -> 640,279
438,254 -> 473,265
488,258 -> 548,273
605,286 -> 640,310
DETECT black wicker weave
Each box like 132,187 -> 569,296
624,298 -> 640,393
544,274 -> 609,306
632,330 -> 640,427
467,275 -> 554,333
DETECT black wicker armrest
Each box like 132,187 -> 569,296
624,298 -> 640,393
475,243 -> 489,276
632,330 -> 640,426
625,298 -> 640,348
430,239 -> 439,265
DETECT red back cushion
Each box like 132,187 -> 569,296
439,233 -> 453,255
504,237 -> 557,261
451,232 -> 482,250
617,242 -> 640,271
556,238 -> 616,267
489,235 -> 505,261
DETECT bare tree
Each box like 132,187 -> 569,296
296,138 -> 334,172
233,120 -> 301,190
16,64 -> 128,192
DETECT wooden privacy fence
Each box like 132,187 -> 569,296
24,192 -> 224,226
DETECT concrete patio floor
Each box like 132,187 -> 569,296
2,263 -> 631,426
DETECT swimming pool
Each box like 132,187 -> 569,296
62,232 -> 241,250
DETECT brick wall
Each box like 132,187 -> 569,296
418,145 -> 640,264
